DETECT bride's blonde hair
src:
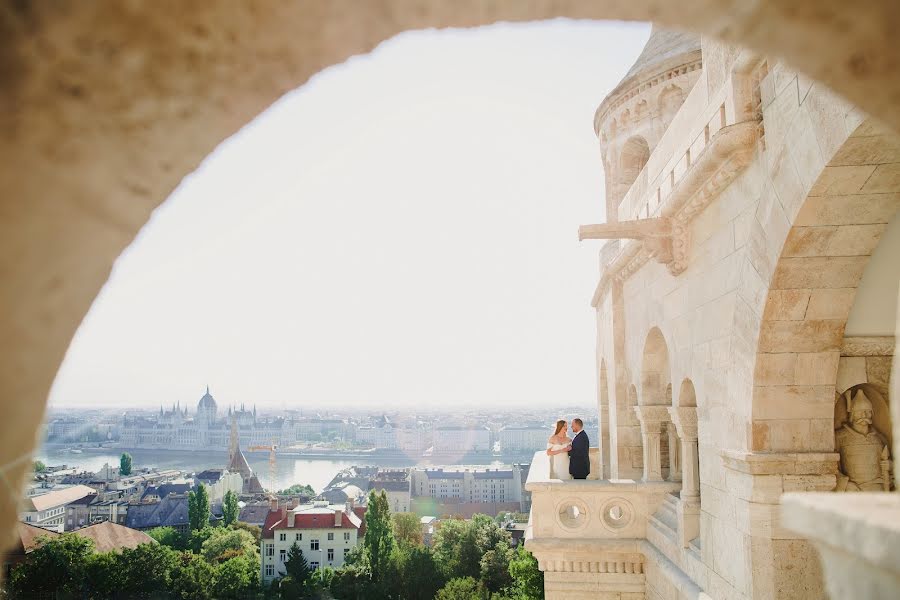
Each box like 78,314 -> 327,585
553,419 -> 567,437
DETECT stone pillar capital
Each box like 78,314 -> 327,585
633,405 -> 670,432
667,406 -> 698,441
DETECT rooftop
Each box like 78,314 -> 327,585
72,521 -> 155,553
24,485 -> 97,512
261,505 -> 363,538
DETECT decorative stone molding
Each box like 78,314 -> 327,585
588,120 -> 758,306
634,406 -> 671,482
594,57 -> 704,135
667,407 -> 699,441
721,450 -> 840,476
599,497 -> 637,533
633,405 -> 671,430
541,558 -> 644,574
556,497 -> 591,531
841,336 -> 895,357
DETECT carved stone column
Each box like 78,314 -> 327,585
668,407 -> 699,547
668,407 -> 699,500
666,421 -> 682,483
633,406 -> 670,482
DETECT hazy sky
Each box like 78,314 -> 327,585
50,20 -> 650,412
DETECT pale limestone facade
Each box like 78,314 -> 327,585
525,27 -> 900,600
3,2 -> 900,599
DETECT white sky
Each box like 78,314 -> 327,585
50,20 -> 650,412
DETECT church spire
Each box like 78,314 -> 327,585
229,415 -> 239,463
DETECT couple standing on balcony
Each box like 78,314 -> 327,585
547,418 -> 590,480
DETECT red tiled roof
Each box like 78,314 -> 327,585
261,508 -> 362,539
16,522 -> 59,553
353,506 -> 367,537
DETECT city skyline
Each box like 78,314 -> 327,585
49,20 -> 650,410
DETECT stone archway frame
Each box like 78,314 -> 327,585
750,121 -> 900,454
3,0 -> 900,556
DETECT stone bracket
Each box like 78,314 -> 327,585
588,121 -> 758,307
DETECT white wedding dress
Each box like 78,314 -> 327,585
548,441 -> 572,480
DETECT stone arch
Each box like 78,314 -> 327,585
750,119 -> 900,453
678,378 -> 698,407
635,99 -> 649,121
640,327 -> 671,406
658,84 -> 684,116
619,135 -> 651,191
3,0 -> 900,557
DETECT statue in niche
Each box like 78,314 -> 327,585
835,388 -> 892,491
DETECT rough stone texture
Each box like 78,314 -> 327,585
581,13 -> 898,600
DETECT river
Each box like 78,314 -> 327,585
34,446 -> 531,493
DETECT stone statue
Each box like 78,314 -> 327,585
835,389 -> 892,492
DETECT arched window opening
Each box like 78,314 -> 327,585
619,135 -> 651,192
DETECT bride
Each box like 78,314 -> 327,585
547,419 -> 572,480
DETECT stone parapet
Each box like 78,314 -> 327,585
526,451 -> 681,598
782,493 -> 900,600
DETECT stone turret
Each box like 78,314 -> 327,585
594,27 -> 702,221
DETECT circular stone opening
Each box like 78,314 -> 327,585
600,497 -> 635,531
556,499 -> 590,530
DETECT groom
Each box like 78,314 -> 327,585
568,418 -> 590,479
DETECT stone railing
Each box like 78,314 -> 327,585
525,450 -> 681,598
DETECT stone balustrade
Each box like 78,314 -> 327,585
525,450 -> 681,599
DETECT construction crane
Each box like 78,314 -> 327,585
248,441 -> 278,492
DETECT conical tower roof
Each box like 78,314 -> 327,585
595,26 -> 701,132
228,446 -> 254,480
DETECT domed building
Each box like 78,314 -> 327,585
119,387 -> 293,456
196,386 -> 218,428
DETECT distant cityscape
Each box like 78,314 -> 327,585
42,387 -> 598,458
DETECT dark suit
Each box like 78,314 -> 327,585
568,429 -> 590,479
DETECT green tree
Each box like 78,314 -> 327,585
222,489 -> 240,527
507,546 -> 544,599
117,543 -> 180,598
433,515 -> 511,582
215,555 -> 260,599
432,519 -> 481,580
188,526 -> 215,554
33,460 -> 46,473
147,526 -> 187,550
279,542 -> 314,599
363,490 -> 395,583
309,566 -> 335,591
392,512 -> 423,546
201,527 -> 259,564
170,552 -> 217,600
276,483 -> 316,496
84,551 -> 126,599
480,541 -> 513,594
8,534 -> 93,599
232,520 -> 262,541
120,452 -> 133,476
188,483 -> 211,531
398,545 -> 445,600
329,564 -> 370,600
436,576 -> 483,600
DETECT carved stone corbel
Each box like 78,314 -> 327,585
579,217 -> 677,271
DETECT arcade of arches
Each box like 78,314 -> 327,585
3,2 -> 900,599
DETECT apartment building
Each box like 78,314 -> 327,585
261,502 -> 363,584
